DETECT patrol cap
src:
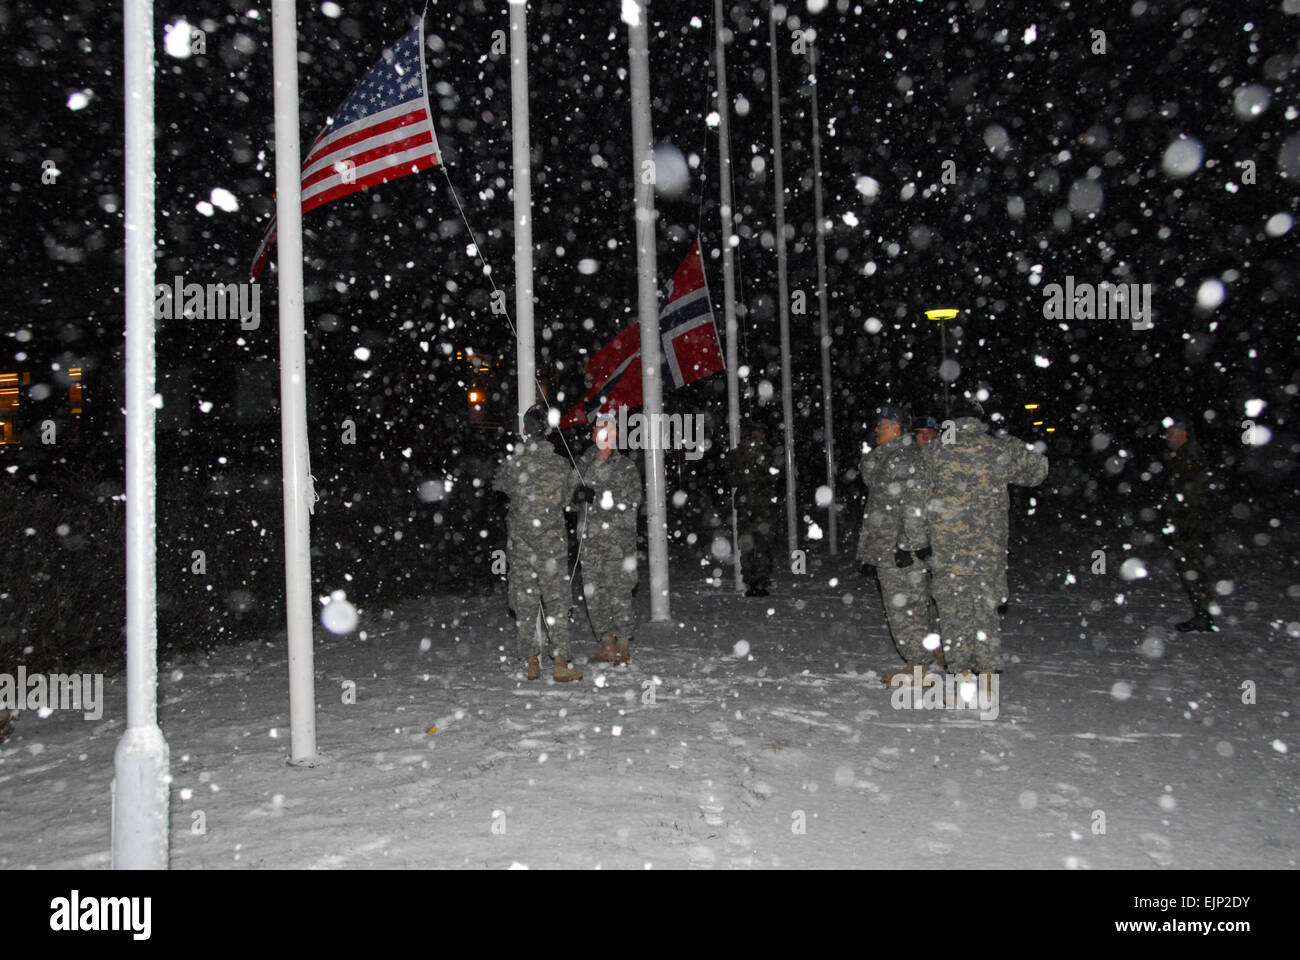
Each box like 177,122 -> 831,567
522,403 -> 550,437
874,403 -> 912,431
915,414 -> 941,432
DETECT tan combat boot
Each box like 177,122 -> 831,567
612,635 -> 631,665
553,657 -> 583,682
588,634 -> 620,664
525,656 -> 541,681
881,661 -> 931,687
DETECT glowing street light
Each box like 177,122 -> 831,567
925,307 -> 961,418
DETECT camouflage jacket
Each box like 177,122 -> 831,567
1161,440 -> 1211,543
728,439 -> 782,514
491,438 -> 573,555
922,418 -> 1048,598
856,435 -> 928,564
569,445 -> 642,550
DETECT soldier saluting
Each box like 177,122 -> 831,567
922,397 -> 1047,695
492,404 -> 583,683
569,409 -> 643,665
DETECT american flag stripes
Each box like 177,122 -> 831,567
250,21 -> 441,280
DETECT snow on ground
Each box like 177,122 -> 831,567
1,524 -> 1295,870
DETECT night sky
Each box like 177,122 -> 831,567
4,0 -> 1298,508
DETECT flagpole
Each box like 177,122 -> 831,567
114,0 -> 169,870
808,32 -> 837,554
768,2 -> 798,561
627,0 -> 670,621
271,0 -> 317,764
509,0 -> 536,424
713,0 -> 743,593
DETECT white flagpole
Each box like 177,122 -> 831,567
509,0 -> 536,424
114,0 -> 169,870
271,0 -> 317,764
768,2 -> 798,561
713,0 -> 743,593
626,0 -> 670,621
808,32 -> 837,554
508,1 -> 546,654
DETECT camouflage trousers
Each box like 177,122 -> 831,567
875,563 -> 936,663
737,510 -> 778,587
580,548 -> 638,638
931,573 -> 1002,672
507,545 -> 573,661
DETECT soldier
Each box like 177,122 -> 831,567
857,404 -> 937,685
914,414 -> 940,451
491,403 -> 583,682
923,398 -> 1047,694
569,410 -> 643,664
728,421 -> 781,596
1161,415 -> 1216,632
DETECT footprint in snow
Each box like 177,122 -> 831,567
1140,831 -> 1174,867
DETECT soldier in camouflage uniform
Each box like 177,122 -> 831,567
922,399 -> 1048,680
857,405 -> 936,684
728,422 -> 782,596
569,411 -> 643,664
491,404 -> 582,682
914,413 -> 941,452
1161,415 -> 1216,632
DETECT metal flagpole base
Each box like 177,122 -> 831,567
112,724 -> 170,870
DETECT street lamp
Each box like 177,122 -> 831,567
925,307 -> 960,418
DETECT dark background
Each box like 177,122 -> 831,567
2,0 -> 1297,669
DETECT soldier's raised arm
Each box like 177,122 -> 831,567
1000,438 -> 1049,488
611,455 -> 643,507
564,447 -> 587,501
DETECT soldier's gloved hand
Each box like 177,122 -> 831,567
914,545 -> 932,562
894,548 -> 914,569
573,485 -> 596,504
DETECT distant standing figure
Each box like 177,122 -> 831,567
1161,415 -> 1216,632
569,410 -> 643,665
728,422 -> 782,596
857,404 -> 936,684
923,399 -> 1048,684
491,404 -> 583,682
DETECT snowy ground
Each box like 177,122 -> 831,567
2,523 -> 1295,870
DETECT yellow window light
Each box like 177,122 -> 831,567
1045,427 -> 1056,433
1023,403 -> 1039,410
924,308 -> 960,321
1033,421 -> 1044,426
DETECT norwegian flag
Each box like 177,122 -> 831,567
561,240 -> 724,428
249,21 -> 441,280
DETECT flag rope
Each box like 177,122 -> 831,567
437,164 -> 591,583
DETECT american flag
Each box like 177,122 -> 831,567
561,241 -> 724,428
250,21 -> 441,280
